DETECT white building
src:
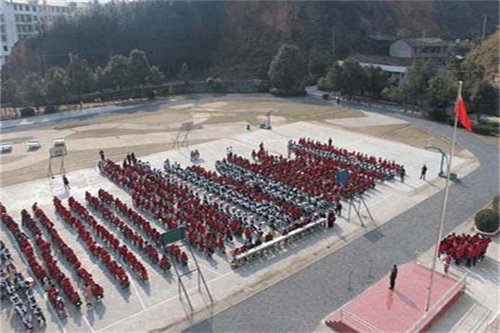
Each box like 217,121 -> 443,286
0,0 -> 75,67
389,38 -> 453,59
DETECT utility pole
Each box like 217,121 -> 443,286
481,14 -> 487,40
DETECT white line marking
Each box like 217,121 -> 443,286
130,280 -> 147,311
82,314 -> 98,333
95,271 -> 231,333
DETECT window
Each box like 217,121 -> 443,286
32,6 -> 36,12
13,5 -> 18,11
3,46 -> 8,52
34,16 -> 38,21
26,5 -> 30,11
1,35 -> 6,42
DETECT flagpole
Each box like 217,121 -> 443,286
424,81 -> 463,312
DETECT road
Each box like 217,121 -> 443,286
183,101 -> 499,332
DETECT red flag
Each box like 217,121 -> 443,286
455,95 -> 472,131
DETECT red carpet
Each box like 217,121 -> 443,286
326,263 -> 465,332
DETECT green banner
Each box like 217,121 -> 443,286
161,228 -> 185,245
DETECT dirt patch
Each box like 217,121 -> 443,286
0,155 -> 26,164
0,138 -> 213,187
349,124 -> 466,156
66,128 -> 178,140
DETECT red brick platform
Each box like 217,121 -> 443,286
326,263 -> 465,332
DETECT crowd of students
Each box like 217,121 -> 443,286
21,209 -> 82,309
439,233 -> 492,267
97,190 -> 172,272
1,241 -> 46,331
32,204 -> 104,306
1,204 -> 68,322
53,197 -> 131,289
86,191 -> 167,278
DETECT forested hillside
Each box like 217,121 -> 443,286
2,0 -> 499,80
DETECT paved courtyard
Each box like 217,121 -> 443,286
1,114 -> 478,332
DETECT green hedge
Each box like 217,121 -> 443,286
475,208 -> 500,233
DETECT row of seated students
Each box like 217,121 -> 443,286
99,159 -> 236,259
231,147 -> 374,204
53,197 -> 130,289
216,154 -> 331,214
1,241 -> 46,331
1,205 -> 68,319
98,189 -> 173,270
21,209 -> 83,309
164,159 -> 329,257
289,138 -> 400,179
167,162 -> 303,228
32,204 -> 104,303
439,232 -> 492,267
101,158 -> 330,259
67,196 -> 149,282
85,191 -> 170,274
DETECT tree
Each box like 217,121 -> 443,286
146,65 -> 165,86
307,43 -> 330,82
22,73 -> 46,107
67,54 -> 95,99
470,80 -> 500,116
45,67 -> 69,104
401,60 -> 433,105
268,44 -> 307,93
103,55 -> 131,90
177,63 -> 191,82
365,66 -> 388,98
426,76 -> 452,109
324,64 -> 344,92
128,49 -> 152,87
341,58 -> 366,97
1,79 -> 23,106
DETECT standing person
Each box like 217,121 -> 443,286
62,175 -> 70,191
444,254 -> 451,274
399,166 -> 406,183
99,150 -> 105,161
389,264 -> 398,290
420,164 -> 428,180
328,137 -> 332,147
335,200 -> 343,216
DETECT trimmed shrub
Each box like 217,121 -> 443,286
44,105 -> 59,114
493,195 -> 499,210
20,107 -> 35,118
475,208 -> 500,233
427,108 -> 448,123
472,123 -> 495,136
270,88 -> 307,97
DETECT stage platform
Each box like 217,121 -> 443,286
326,263 -> 465,333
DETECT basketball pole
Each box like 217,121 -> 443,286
425,81 -> 462,312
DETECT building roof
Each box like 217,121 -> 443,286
6,0 -> 69,6
402,38 -> 454,48
349,54 -> 414,67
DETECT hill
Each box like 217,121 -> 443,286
2,1 -> 499,80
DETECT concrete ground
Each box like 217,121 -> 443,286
0,102 -> 478,333
179,99 -> 498,333
2,96 -> 489,333
416,219 -> 499,333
